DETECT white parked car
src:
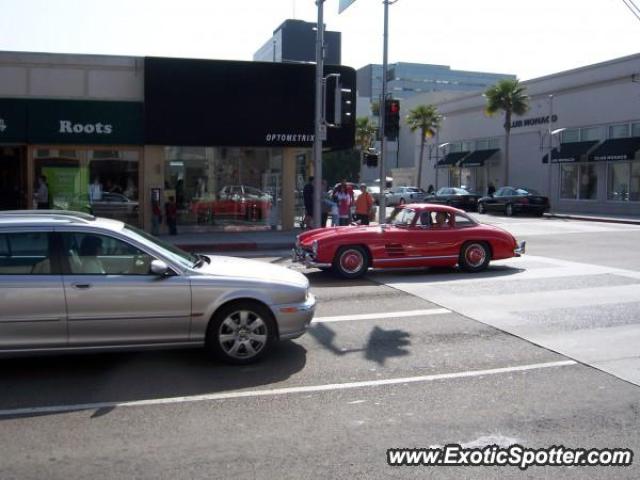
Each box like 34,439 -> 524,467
384,186 -> 427,206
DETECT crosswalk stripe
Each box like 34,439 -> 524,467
313,308 -> 451,323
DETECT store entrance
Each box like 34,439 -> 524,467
0,147 -> 26,210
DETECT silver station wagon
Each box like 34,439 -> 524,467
0,211 -> 315,364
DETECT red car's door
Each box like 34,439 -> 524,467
412,210 -> 460,266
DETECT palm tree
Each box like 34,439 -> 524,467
484,79 -> 529,185
355,116 -> 377,155
406,104 -> 442,188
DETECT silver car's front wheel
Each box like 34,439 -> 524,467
208,302 -> 274,364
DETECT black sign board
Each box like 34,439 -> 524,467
0,99 -> 28,143
144,57 -> 356,149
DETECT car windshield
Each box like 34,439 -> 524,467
516,187 -> 540,195
123,225 -> 198,269
387,207 -> 416,226
452,188 -> 470,194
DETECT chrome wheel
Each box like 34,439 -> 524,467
477,202 -> 485,214
218,310 -> 268,360
505,204 -> 513,216
460,242 -> 491,272
333,245 -> 369,279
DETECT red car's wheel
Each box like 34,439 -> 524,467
459,242 -> 491,273
333,245 -> 369,279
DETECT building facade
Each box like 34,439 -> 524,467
400,53 -> 640,216
253,19 -> 341,65
0,51 -> 356,232
357,63 -> 514,101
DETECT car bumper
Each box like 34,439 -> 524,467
514,241 -> 526,256
274,293 -> 316,340
291,247 -> 332,269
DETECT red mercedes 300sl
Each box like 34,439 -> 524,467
292,204 -> 525,279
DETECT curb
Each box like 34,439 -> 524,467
546,213 -> 640,226
176,242 -> 295,252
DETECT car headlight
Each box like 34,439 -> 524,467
312,240 -> 318,255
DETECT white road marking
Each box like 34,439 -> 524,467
313,308 -> 451,323
0,360 -> 576,418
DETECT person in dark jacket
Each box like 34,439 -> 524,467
302,176 -> 314,228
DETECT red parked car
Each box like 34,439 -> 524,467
292,204 -> 525,278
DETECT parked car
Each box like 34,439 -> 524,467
425,187 -> 482,211
192,185 -> 272,221
292,203 -> 525,278
0,210 -> 314,363
477,186 -> 549,217
385,186 -> 427,206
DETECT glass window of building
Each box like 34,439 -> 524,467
448,142 -> 462,153
561,129 -> 580,143
164,147 -> 283,232
609,124 -> 629,139
475,139 -> 489,150
578,164 -> 597,200
632,123 -> 640,137
33,148 -> 140,226
461,141 -> 473,152
580,126 -> 604,142
488,138 -> 501,149
608,161 -> 640,202
560,164 -> 578,199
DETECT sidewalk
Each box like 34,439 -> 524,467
162,212 -> 640,252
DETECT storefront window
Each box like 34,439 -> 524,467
608,161 -> 640,202
475,139 -> 489,150
488,138 -> 501,149
578,164 -> 597,200
560,164 -> 578,199
164,146 -> 282,232
33,148 -> 140,226
632,123 -> 640,137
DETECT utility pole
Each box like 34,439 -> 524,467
313,0 -> 325,228
378,0 -> 396,224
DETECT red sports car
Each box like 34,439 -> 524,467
292,204 -> 525,278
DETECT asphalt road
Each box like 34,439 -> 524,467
1,215 -> 639,479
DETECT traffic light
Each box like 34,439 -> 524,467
384,99 -> 400,140
325,75 -> 354,127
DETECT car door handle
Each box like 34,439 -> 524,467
72,283 -> 92,290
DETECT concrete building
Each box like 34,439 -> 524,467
253,19 -> 341,65
0,51 -> 356,232
400,53 -> 640,216
357,63 -> 514,101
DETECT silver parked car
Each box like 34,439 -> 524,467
0,211 -> 315,364
384,186 -> 427,206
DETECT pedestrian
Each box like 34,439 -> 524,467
427,184 -> 435,195
487,183 -> 496,197
151,198 -> 162,236
334,181 -> 352,226
34,175 -> 49,209
302,176 -> 314,228
354,183 -> 374,225
165,196 -> 178,235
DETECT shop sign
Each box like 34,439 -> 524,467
28,100 -> 143,145
511,115 -> 558,129
265,133 -> 315,144
0,99 -> 28,142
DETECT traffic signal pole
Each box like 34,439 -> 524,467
313,0 -> 325,229
378,0 -> 396,225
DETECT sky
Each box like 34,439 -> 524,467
0,0 -> 639,80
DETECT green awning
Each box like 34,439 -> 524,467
542,141 -> 599,164
588,137 -> 640,162
436,151 -> 470,167
459,149 -> 499,167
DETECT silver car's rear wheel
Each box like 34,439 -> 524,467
207,302 -> 274,364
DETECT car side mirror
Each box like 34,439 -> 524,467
150,259 -> 171,276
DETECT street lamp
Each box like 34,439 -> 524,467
433,142 -> 449,190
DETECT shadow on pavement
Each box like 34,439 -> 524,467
0,341 -> 307,419
309,323 -> 411,366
